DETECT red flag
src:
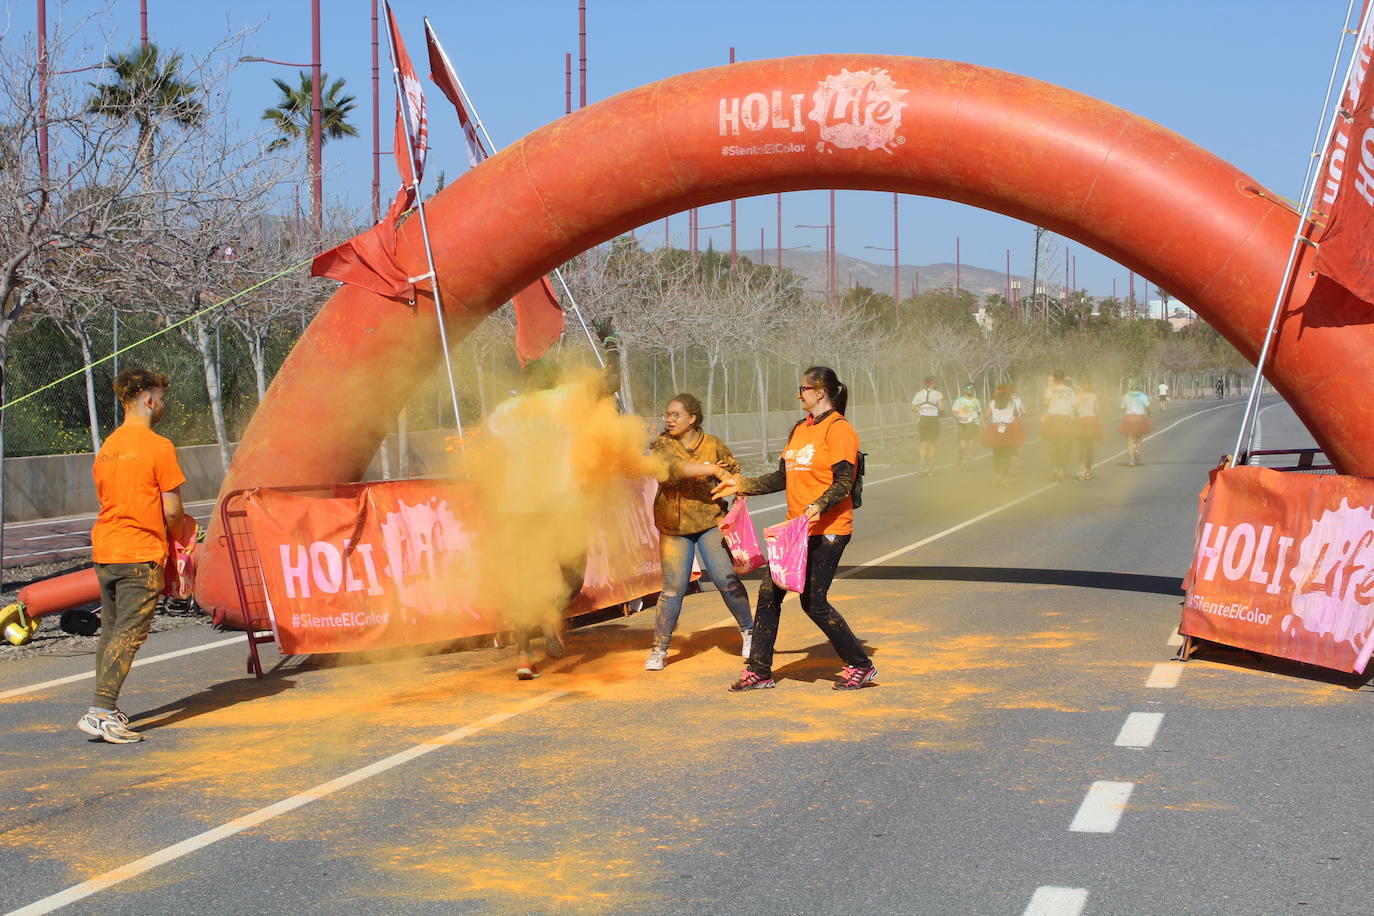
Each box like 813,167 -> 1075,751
424,18 -> 487,168
511,276 -> 566,366
311,5 -> 428,299
311,188 -> 416,299
1314,2 -> 1374,302
424,17 -> 564,362
387,1 -> 427,188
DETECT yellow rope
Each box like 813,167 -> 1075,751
0,256 -> 316,414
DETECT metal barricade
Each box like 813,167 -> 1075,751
1244,447 -> 1335,474
219,482 -> 370,677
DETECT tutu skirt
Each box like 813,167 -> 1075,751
1075,415 -> 1103,441
981,417 -> 1027,448
1120,414 -> 1154,436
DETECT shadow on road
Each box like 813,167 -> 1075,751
840,565 -> 1183,596
128,672 -> 297,731
1183,639 -> 1374,690
774,641 -> 881,685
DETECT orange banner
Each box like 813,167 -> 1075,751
1181,466 -> 1374,674
245,477 -> 662,655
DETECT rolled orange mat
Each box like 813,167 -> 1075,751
17,568 -> 101,618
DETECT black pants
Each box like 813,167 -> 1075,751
992,446 -> 1015,477
747,533 -> 870,676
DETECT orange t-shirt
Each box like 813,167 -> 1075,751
782,411 -> 860,536
91,424 -> 187,565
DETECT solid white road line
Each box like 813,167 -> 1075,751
1023,886 -> 1089,916
1069,780 -> 1135,833
1114,712 -> 1164,748
0,636 -> 244,701
1145,662 -> 1183,689
6,689 -> 570,915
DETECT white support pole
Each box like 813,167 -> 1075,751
436,36 -> 605,369
385,22 -> 465,445
1232,0 -> 1366,466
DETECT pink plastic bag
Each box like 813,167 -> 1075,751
764,515 -> 810,592
719,497 -> 765,574
162,516 -> 199,600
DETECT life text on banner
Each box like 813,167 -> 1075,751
1181,466 -> 1374,674
245,478 -> 664,655
1313,2 -> 1374,303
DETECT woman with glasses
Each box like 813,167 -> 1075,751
645,393 -> 754,671
712,366 -> 877,692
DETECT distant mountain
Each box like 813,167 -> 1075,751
744,248 -> 1029,300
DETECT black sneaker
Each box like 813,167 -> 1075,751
833,665 -> 877,690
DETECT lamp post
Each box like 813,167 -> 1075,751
864,244 -> 900,319
241,46 -> 323,234
371,0 -> 380,223
797,224 -> 833,308
695,222 -> 728,265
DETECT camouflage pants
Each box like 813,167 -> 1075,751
92,561 -> 163,709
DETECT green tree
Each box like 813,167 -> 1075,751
86,43 -> 205,183
261,72 -> 360,153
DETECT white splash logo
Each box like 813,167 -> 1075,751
807,67 -> 908,154
380,497 -> 474,615
791,444 -> 816,469
1285,498 -> 1374,649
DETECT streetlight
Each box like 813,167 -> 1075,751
36,61 -> 108,183
796,224 -> 833,307
864,243 -> 900,312
694,221 -> 728,259
240,14 -> 322,235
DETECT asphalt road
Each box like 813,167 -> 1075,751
2,394 -> 1370,916
1,501 -> 218,569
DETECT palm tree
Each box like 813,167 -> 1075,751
261,72 -> 359,217
261,72 -> 359,151
86,44 -> 205,184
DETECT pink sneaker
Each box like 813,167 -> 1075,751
728,669 -> 776,692
833,665 -> 877,690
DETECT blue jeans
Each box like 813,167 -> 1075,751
654,527 -> 753,639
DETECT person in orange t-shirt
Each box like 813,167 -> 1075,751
79,369 -> 187,744
713,366 -> 876,692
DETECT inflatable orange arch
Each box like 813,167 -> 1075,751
196,54 -> 1367,625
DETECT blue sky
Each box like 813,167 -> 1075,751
13,0 -> 1357,297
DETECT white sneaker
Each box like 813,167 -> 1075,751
740,629 -> 753,659
78,709 -> 142,744
644,647 -> 667,671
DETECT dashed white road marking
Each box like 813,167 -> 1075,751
1023,886 -> 1089,916
1114,712 -> 1164,748
1166,628 -> 1184,647
6,688 -> 570,915
1145,662 -> 1184,688
1069,780 -> 1135,833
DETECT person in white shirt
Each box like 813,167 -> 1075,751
1075,380 -> 1103,480
950,384 -> 982,470
1157,381 -> 1169,410
910,375 -> 946,477
980,383 -> 1026,487
1041,370 -> 1077,482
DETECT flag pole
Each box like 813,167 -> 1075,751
1231,0 -> 1366,467
385,17 -> 466,445
426,18 -> 605,369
